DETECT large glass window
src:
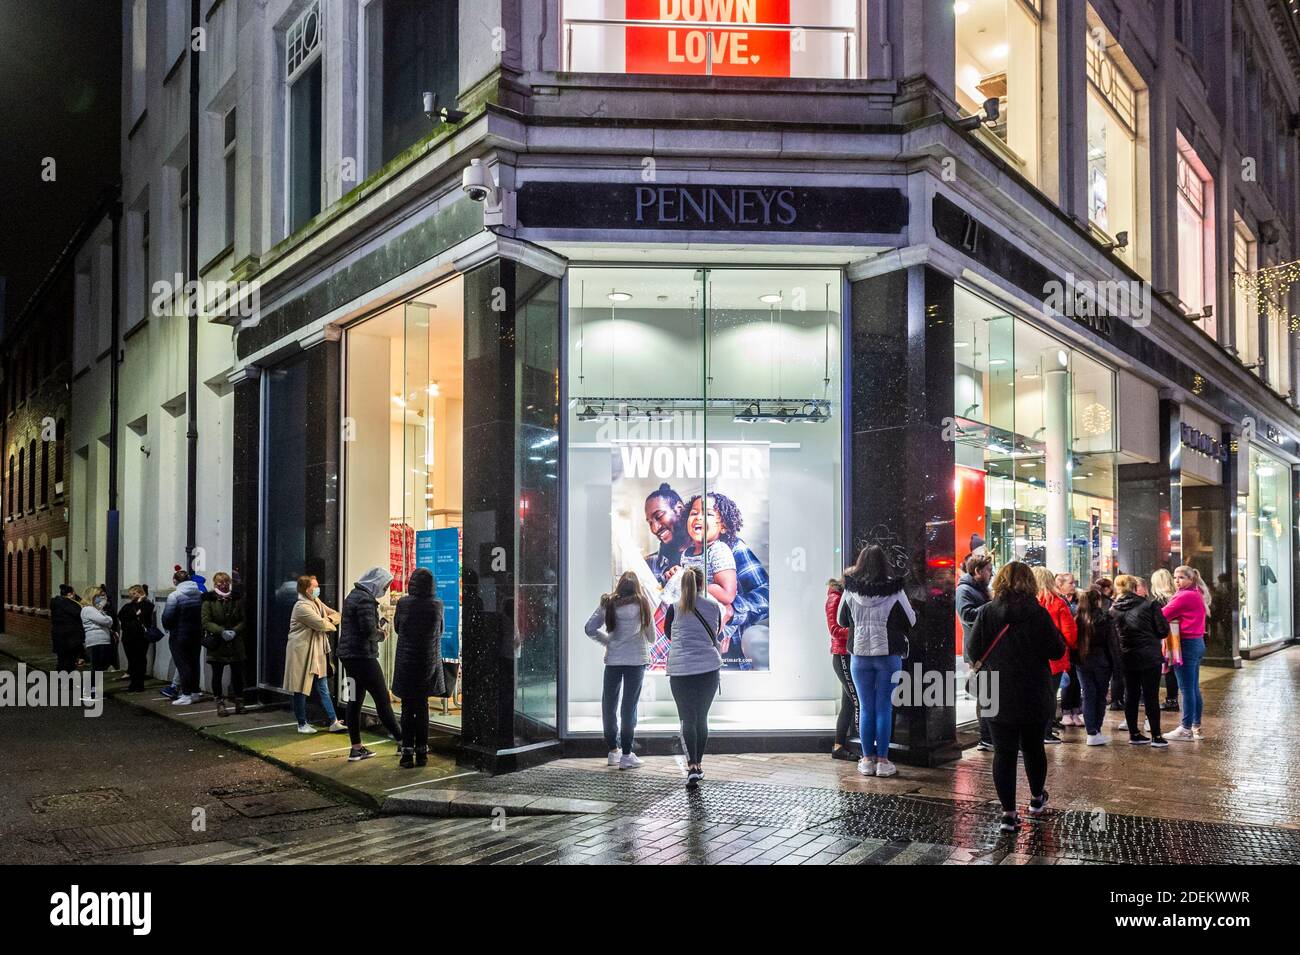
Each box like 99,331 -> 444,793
343,278 -> 465,729
363,0 -> 459,172
1175,134 -> 1215,335
1239,446 -> 1293,648
954,0 -> 1041,184
561,0 -> 859,78
1085,27 -> 1137,263
565,266 -> 843,734
1233,219 -> 1259,370
287,2 -> 324,233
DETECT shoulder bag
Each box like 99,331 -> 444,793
964,622 -> 1010,698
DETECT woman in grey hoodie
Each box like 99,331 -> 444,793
585,571 -> 656,769
338,566 -> 400,762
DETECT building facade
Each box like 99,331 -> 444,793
59,0 -> 1300,771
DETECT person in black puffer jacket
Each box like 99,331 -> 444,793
337,566 -> 401,761
1110,574 -> 1170,746
391,568 -> 446,768
967,561 -> 1066,833
50,584 -> 85,671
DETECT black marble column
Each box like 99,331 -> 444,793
1201,426 -> 1242,667
1292,465 -> 1300,649
459,259 -> 562,773
231,371 -> 261,691
849,265 -> 959,768
1117,397 -> 1181,574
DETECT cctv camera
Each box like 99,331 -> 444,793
462,159 -> 494,203
982,97 -> 1000,122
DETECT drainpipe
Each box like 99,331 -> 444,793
106,198 -> 122,602
185,0 -> 200,574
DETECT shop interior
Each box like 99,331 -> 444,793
343,276 -> 465,730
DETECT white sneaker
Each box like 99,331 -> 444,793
171,694 -> 194,706
875,759 -> 898,778
1143,719 -> 1150,733
1165,725 -> 1195,741
297,723 -> 318,734
857,757 -> 876,776
619,752 -> 643,770
1192,725 -> 1204,740
606,749 -> 621,766
1085,733 -> 1110,746
327,720 -> 347,733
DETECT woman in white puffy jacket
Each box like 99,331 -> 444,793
80,585 -> 117,700
837,546 -> 916,779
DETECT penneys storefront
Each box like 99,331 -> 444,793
231,166 -> 1300,774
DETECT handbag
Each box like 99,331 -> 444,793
1163,619 -> 1182,667
964,622 -> 1010,698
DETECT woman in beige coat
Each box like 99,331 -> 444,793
283,575 -> 346,734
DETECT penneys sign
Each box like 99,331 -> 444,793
517,181 -> 909,235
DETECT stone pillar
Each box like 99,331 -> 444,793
848,264 -> 959,768
459,258 -> 562,773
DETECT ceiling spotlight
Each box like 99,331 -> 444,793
954,340 -> 970,347
607,291 -> 632,302
759,293 -> 783,304
989,358 -> 1008,366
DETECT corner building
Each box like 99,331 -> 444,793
124,1 -> 1300,771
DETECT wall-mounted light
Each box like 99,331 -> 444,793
759,293 -> 783,304
607,291 -> 632,302
1102,230 -> 1129,253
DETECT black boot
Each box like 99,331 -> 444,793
415,747 -> 428,767
399,747 -> 415,769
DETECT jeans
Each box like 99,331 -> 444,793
292,675 -> 338,726
1173,637 -> 1205,728
849,654 -> 902,759
1060,664 -> 1082,711
988,721 -> 1047,813
1124,665 -> 1162,738
209,661 -> 244,699
400,697 -> 429,751
602,664 -> 646,755
1044,672 -> 1063,739
341,656 -> 402,746
670,670 -> 720,766
832,654 -> 860,748
86,644 -> 116,694
1077,666 -> 1112,735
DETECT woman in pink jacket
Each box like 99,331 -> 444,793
1161,565 -> 1210,741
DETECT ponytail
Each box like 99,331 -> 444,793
677,565 -> 703,615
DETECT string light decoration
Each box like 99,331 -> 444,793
1080,401 -> 1112,436
1233,259 -> 1300,331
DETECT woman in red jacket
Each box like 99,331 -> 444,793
825,578 -> 859,761
1032,566 -> 1077,745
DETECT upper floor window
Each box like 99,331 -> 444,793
955,0 -> 1042,184
1233,219 -> 1259,370
224,108 -> 237,248
1175,134 -> 1215,335
178,165 -> 190,282
131,0 -> 148,120
27,439 -> 36,512
362,0 -> 460,173
287,1 -> 324,233
54,419 -> 65,496
561,0 -> 859,79
1265,280 -> 1292,397
166,0 -> 189,69
1085,26 -> 1137,263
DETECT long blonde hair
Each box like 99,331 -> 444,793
1174,565 -> 1212,612
604,570 -> 654,630
1031,566 -> 1058,599
82,584 -> 107,608
1149,568 -> 1175,603
676,566 -> 705,615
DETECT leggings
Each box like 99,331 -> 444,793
602,664 -> 646,755
123,634 -> 150,691
1060,664 -> 1081,711
169,633 -> 200,695
342,656 -> 402,746
1164,668 -> 1179,702
670,670 -> 720,766
292,675 -> 338,726
850,654 -> 902,759
1044,672 -> 1063,738
1124,665 -> 1162,738
209,661 -> 244,699
989,721 -> 1047,813
832,654 -> 860,747
400,697 -> 429,751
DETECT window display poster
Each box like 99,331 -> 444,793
415,527 -> 461,661
624,0 -> 792,78
610,441 -> 772,671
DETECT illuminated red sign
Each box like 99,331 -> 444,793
625,0 -> 792,77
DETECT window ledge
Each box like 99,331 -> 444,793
539,71 -> 890,96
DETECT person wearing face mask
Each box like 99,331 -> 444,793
116,585 -> 157,692
202,572 -> 247,717
80,585 -> 117,702
283,575 -> 346,734
161,567 -> 205,705
338,566 -> 402,762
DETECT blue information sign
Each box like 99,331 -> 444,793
415,528 -> 460,661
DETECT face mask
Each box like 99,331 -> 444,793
215,585 -> 231,596
94,597 -> 107,609
311,587 -> 321,599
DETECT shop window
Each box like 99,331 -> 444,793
1085,27 -> 1138,261
1175,134 -> 1215,336
1233,219 -> 1259,371
561,0 -> 859,79
286,1 -> 324,233
954,0 -> 1042,183
362,0 -> 459,172
565,266 -> 843,734
1239,446 -> 1293,647
343,277 -> 464,729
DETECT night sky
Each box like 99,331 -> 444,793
0,0 -> 122,328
